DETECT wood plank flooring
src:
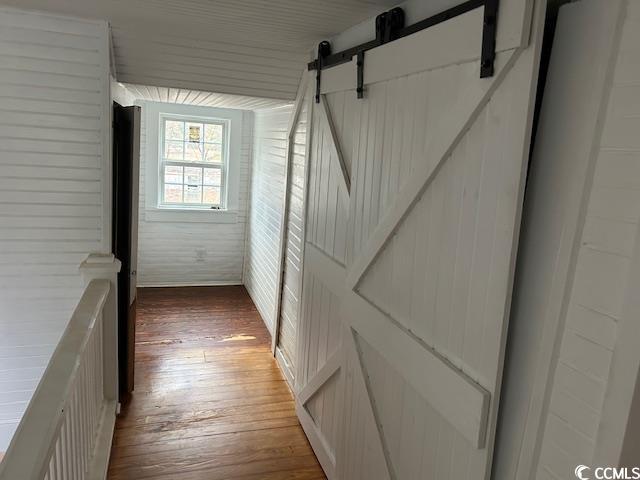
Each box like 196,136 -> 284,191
107,286 -> 326,480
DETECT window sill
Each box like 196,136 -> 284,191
144,208 -> 238,224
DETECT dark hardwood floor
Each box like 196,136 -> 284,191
107,286 -> 326,480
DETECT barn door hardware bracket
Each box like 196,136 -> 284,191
308,0 -> 499,98
356,7 -> 404,99
480,0 -> 499,77
356,51 -> 365,99
314,41 -> 331,103
375,7 -> 406,44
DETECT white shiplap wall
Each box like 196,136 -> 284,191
243,107 -> 292,334
535,2 -> 640,477
136,102 -> 254,286
493,1 -> 625,477
0,7 -> 110,451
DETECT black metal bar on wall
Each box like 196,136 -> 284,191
308,0 -> 499,102
480,0 -> 499,77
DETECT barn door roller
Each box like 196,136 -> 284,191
309,0 -> 499,102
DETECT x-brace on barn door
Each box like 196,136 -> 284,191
294,0 -> 544,479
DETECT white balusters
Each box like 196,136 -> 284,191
42,310 -> 105,480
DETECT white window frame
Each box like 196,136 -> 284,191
144,102 -> 243,223
159,114 -> 229,210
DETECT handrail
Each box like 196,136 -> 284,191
0,279 -> 110,480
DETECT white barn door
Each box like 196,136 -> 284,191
295,1 -> 544,479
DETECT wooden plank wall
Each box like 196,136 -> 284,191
534,1 -> 640,477
0,7 -> 110,451
277,98 -> 310,378
492,1 -> 625,477
135,103 -> 254,286
243,107 -> 292,334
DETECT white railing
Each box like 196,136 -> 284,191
0,254 -> 120,480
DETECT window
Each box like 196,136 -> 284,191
145,103 -> 242,223
160,116 -> 228,209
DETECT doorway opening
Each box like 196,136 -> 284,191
109,84 -> 320,477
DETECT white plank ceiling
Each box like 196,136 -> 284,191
123,83 -> 290,110
0,0 -> 398,100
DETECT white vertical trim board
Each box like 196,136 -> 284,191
0,6 -> 111,452
494,0 -> 640,477
529,1 -> 640,476
493,1 -> 628,478
272,72 -> 309,354
271,72 -> 314,385
278,78 -> 315,385
100,20 -> 112,255
243,106 -> 293,334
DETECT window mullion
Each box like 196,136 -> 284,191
181,167 -> 185,203
200,165 -> 204,204
163,160 -> 222,170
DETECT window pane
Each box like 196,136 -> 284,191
203,186 -> 221,205
164,141 -> 184,160
164,184 -> 183,203
184,166 -> 202,186
204,143 -> 222,163
164,165 -> 183,184
204,167 -> 221,186
205,123 -> 223,143
184,142 -> 204,162
165,120 -> 184,141
184,184 -> 202,203
186,122 -> 203,143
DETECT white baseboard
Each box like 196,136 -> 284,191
138,280 -> 243,288
87,399 -> 116,480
